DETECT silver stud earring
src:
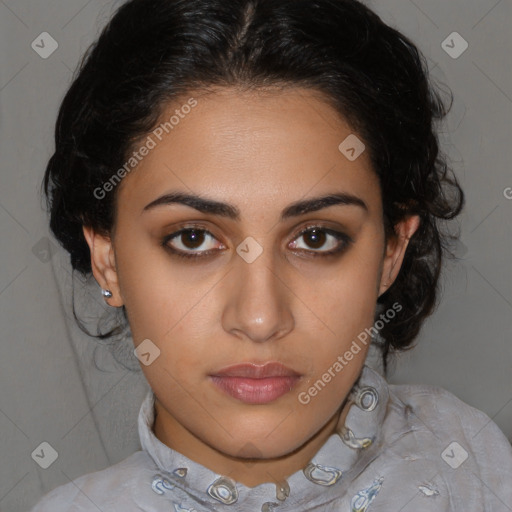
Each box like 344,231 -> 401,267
101,289 -> 113,299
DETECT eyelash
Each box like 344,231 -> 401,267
161,223 -> 353,261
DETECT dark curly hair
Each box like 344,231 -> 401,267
42,0 -> 464,371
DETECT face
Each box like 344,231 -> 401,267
84,86 -> 418,479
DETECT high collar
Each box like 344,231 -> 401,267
138,363 -> 390,511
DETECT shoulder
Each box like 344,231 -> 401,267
29,451 -> 161,512
384,381 -> 512,507
388,381 -> 511,444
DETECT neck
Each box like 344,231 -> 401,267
153,397 -> 352,488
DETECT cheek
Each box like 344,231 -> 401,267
115,237 -> 222,366
297,247 -> 383,396
113,238 -> 181,341
304,241 -> 383,338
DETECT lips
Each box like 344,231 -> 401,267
209,362 -> 302,404
211,361 -> 301,378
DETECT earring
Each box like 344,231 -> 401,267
101,289 -> 113,299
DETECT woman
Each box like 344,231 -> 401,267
31,0 -> 512,510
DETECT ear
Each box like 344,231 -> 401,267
378,215 -> 420,298
82,225 -> 124,307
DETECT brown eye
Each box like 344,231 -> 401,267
180,229 -> 206,249
302,228 -> 326,249
289,226 -> 353,257
163,228 -> 224,259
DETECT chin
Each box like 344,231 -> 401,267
209,426 -> 310,461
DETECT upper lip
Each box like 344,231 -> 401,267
210,362 -> 301,378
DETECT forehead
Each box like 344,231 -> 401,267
116,86 -> 380,218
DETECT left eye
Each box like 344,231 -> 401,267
289,227 -> 351,256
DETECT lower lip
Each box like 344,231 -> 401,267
209,376 -> 301,404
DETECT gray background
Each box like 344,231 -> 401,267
0,1 -> 511,511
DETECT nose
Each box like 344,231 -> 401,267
221,247 -> 294,344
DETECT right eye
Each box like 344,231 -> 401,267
162,227 -> 225,260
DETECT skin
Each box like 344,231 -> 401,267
83,86 -> 419,487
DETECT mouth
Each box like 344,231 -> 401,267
209,362 -> 302,405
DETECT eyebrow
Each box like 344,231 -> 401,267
142,191 -> 368,221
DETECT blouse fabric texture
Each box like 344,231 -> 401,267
30,364 -> 512,511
